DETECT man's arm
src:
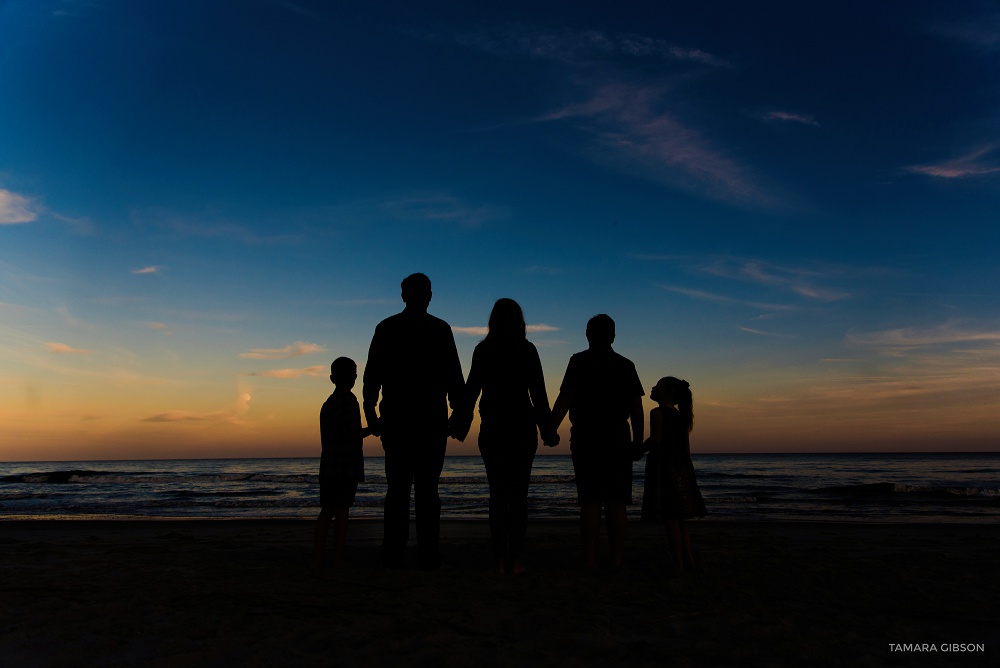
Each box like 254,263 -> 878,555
443,326 -> 466,412
362,328 -> 383,437
628,395 -> 644,446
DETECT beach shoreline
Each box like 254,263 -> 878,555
2,519 -> 997,666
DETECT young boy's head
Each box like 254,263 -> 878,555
586,314 -> 616,348
330,357 -> 357,389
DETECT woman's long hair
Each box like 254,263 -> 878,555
662,376 -> 694,432
486,298 -> 526,343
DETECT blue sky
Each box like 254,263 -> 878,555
2,0 -> 999,460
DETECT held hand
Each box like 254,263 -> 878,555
630,441 -> 647,461
448,414 -> 470,442
541,431 -> 560,447
367,416 -> 382,438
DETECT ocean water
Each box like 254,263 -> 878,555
1,453 -> 998,523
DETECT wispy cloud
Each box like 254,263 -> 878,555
141,392 -> 252,424
906,145 -> 1000,179
537,83 -> 771,206
144,322 -> 168,330
739,327 -> 798,339
46,342 -> 93,355
761,111 -> 820,127
0,189 -> 38,225
661,286 -> 795,312
246,365 -> 328,379
132,266 -> 161,275
700,258 -> 853,301
240,341 -> 327,360
453,324 -> 560,337
454,27 -> 730,68
847,322 -> 1000,352
136,209 -> 304,245
931,11 -> 1000,51
381,194 -> 504,228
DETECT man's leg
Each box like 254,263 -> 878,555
413,438 -> 447,570
381,445 -> 413,568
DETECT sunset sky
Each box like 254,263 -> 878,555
2,0 -> 999,461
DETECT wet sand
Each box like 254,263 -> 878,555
1,519 -> 997,667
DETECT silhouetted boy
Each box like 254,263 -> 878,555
551,314 -> 644,570
312,357 -> 371,570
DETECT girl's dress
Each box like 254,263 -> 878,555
657,406 -> 707,520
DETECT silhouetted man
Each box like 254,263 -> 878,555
363,273 -> 465,570
551,314 -> 644,570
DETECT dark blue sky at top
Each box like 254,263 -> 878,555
2,0 -> 999,455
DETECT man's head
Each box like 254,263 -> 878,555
585,314 -> 615,348
401,273 -> 432,310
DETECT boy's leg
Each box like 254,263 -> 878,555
580,502 -> 602,568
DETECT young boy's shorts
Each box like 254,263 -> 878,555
320,478 -> 359,509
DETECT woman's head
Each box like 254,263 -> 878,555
487,298 -> 526,342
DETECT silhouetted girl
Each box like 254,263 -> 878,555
459,298 -> 557,575
646,376 -> 706,572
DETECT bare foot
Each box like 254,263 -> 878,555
495,558 -> 507,576
510,559 -> 525,576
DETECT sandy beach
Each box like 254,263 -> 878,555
1,519 -> 996,667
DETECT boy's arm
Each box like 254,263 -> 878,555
550,390 -> 571,439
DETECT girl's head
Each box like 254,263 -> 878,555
652,376 -> 693,431
486,298 -> 526,342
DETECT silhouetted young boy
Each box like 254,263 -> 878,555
312,357 -> 371,570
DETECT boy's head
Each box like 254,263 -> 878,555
330,357 -> 357,388
585,314 -> 616,348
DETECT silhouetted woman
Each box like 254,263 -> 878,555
461,298 -> 557,575
646,376 -> 706,572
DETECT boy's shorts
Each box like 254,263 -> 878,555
320,478 -> 359,509
571,447 -> 632,505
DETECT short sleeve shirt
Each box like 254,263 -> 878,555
559,347 -> 644,450
319,389 -> 365,483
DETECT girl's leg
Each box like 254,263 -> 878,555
680,521 -> 696,570
665,518 -> 685,571
312,508 -> 334,570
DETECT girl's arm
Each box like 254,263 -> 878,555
644,408 -> 662,448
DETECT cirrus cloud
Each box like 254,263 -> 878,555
453,323 -> 560,336
239,341 -> 327,360
246,366 -> 328,379
46,342 -> 93,355
0,189 -> 38,224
